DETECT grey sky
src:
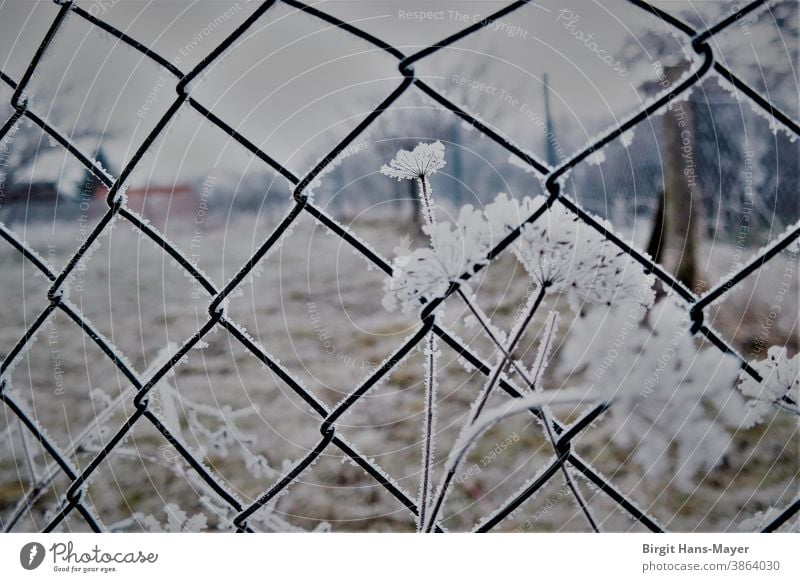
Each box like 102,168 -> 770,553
0,1 -> 795,186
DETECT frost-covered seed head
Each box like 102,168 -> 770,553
484,193 -> 655,312
383,205 -> 491,313
380,141 -> 446,181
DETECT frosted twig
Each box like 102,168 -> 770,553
434,388 -> 606,529
469,285 -> 548,422
419,177 -> 437,234
524,312 -> 600,532
454,300 -> 601,532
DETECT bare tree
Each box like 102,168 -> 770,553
1,82 -> 113,202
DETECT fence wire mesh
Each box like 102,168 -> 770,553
0,0 -> 798,533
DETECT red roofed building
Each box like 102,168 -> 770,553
113,183 -> 200,229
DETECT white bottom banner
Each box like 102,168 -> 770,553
1,533 -> 797,581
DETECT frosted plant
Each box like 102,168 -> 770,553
380,141 -> 446,230
382,205 -> 492,313
141,503 -> 208,532
423,310 -> 601,532
198,494 -> 325,532
425,310 -> 600,532
424,385 -> 604,533
484,193 -> 656,312
381,187 -> 657,530
557,299 -> 747,491
417,330 -> 440,532
380,140 -> 447,182
384,192 -> 655,316
738,347 -> 799,427
7,342 -> 273,531
380,140 -> 449,531
422,194 -> 654,527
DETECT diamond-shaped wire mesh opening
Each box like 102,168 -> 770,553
162,330 -> 323,499
64,222 -> 212,373
123,108 -> 293,271
705,246 -> 799,356
22,13 -> 180,167
185,1 -> 405,176
224,213 -> 420,405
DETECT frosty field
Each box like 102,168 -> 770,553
1,213 -> 796,533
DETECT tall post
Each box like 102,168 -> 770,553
542,73 -> 558,167
450,119 -> 463,207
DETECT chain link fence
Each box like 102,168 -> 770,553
0,0 -> 798,533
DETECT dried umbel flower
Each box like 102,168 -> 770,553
379,140 -> 447,182
383,192 -> 656,315
380,140 -> 450,529
483,193 -> 655,312
380,141 -> 446,230
738,347 -> 799,427
383,205 -> 491,313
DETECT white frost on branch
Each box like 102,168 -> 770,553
383,192 -> 655,314
141,503 -> 208,533
558,300 -> 747,491
738,347 -> 799,428
443,388 -> 603,488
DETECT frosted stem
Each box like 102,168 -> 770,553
456,293 -> 601,532
417,330 -> 439,531
468,286 -> 546,422
423,286 -> 546,531
417,177 -> 437,234
526,312 -> 600,533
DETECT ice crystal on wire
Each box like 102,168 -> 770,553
379,141 -> 446,182
383,205 -> 491,313
484,193 -> 655,312
738,347 -> 799,427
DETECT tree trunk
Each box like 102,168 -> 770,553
648,65 -> 703,292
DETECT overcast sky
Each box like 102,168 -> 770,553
0,1 -> 795,187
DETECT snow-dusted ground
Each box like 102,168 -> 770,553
0,213 -> 797,532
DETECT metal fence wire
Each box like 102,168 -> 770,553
1,0 -> 798,533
